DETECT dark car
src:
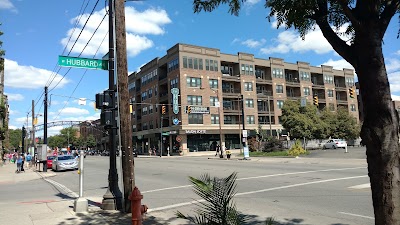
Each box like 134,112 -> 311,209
47,156 -> 55,168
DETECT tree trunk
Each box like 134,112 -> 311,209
356,30 -> 400,224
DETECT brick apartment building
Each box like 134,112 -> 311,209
129,43 -> 359,155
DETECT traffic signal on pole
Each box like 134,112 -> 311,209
349,88 -> 355,98
130,104 -> 133,114
22,126 -> 26,139
187,105 -> 191,114
161,105 -> 166,115
313,95 -> 319,106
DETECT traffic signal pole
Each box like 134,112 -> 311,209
102,0 -> 122,211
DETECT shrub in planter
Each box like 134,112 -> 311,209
263,137 -> 284,152
288,140 -> 307,157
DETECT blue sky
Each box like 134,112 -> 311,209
1,0 -> 399,137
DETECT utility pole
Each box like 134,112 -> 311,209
115,0 -> 134,212
160,114 -> 163,157
32,100 -> 35,154
102,0 -> 122,211
267,96 -> 272,136
241,94 -> 247,149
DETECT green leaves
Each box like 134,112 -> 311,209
281,100 -> 359,140
177,172 -> 248,225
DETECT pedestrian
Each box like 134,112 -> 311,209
12,153 -> 16,164
25,152 -> 32,169
215,145 -> 220,156
16,153 -> 22,173
21,153 -> 25,172
8,153 -> 12,163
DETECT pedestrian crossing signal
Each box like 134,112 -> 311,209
313,95 -> 319,106
349,88 -> 355,98
161,105 -> 166,115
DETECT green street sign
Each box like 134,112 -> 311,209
162,132 -> 170,136
58,55 -> 108,70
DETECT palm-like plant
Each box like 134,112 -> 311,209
176,172 -> 248,225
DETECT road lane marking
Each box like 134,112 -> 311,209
147,175 -> 367,212
348,183 -> 370,189
143,167 -> 366,194
338,212 -> 374,219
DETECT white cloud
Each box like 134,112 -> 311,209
5,93 -> 24,101
395,50 -> 400,55
261,25 -> 351,55
241,39 -> 266,48
0,0 -> 16,12
61,6 -> 171,57
321,59 -> 354,71
231,38 -> 240,45
245,0 -> 261,5
4,59 -> 70,89
386,58 -> 400,73
392,94 -> 400,101
8,125 -> 17,130
57,107 -> 90,116
8,109 -> 17,115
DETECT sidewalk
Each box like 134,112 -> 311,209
0,162 -> 190,225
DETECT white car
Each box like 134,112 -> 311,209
323,139 -> 347,149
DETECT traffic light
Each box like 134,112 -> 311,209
349,88 -> 355,98
313,95 -> 319,106
22,126 -> 26,139
161,105 -> 166,115
187,105 -> 191,114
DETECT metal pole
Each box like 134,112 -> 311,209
44,86 -> 48,145
267,96 -> 272,136
241,95 -> 246,146
102,0 -> 122,210
160,115 -> 163,157
32,100 -> 35,154
79,150 -> 84,197
217,90 -> 222,147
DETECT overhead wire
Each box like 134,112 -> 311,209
53,28 -> 109,120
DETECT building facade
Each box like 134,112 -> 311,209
129,43 -> 359,155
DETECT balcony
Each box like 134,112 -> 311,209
159,92 -> 168,101
257,90 -> 273,97
335,83 -> 347,91
336,98 -> 348,104
222,88 -> 241,97
285,78 -> 300,86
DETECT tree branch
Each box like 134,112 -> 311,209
379,0 -> 400,39
336,0 -> 361,31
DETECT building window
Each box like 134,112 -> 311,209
167,58 -> 179,73
148,88 -> 153,98
346,77 -> 355,87
244,82 -> 253,91
205,59 -> 218,71
149,105 -> 153,114
210,96 -> 218,106
277,100 -> 284,109
241,64 -> 254,75
324,75 -> 334,84
187,77 -> 202,87
276,85 -> 284,94
211,114 -> 219,124
272,68 -> 284,78
149,120 -> 154,129
327,90 -> 334,97
300,71 -> 311,81
246,115 -> 255,124
188,114 -> 203,124
209,79 -> 218,89
351,104 -> 356,111
245,99 -> 254,108
329,103 -> 335,111
187,95 -> 202,105
170,78 -> 178,89
303,87 -> 310,96
142,107 -> 148,115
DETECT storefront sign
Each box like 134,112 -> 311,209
186,106 -> 210,114
171,88 -> 179,114
185,130 -> 206,134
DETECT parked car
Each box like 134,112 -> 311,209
323,139 -> 347,149
52,155 -> 78,172
47,156 -> 55,168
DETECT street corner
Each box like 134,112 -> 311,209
34,168 -> 57,178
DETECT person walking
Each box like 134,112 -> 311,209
25,153 -> 32,169
215,145 -> 220,157
16,153 -> 22,173
12,153 -> 17,164
21,153 -> 25,172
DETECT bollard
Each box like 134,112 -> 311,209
129,187 -> 148,225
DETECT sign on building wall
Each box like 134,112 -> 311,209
186,106 -> 210,114
185,130 -> 206,134
171,88 -> 179,114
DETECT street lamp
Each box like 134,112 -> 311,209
212,89 -> 223,148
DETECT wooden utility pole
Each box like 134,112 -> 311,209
32,100 -> 35,153
115,0 -> 135,213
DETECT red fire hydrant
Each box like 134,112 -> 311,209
129,186 -> 148,225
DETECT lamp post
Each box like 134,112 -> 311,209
212,89 -> 223,147
267,95 -> 272,136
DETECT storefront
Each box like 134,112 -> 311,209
186,129 -> 221,152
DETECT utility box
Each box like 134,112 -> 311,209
36,144 -> 48,161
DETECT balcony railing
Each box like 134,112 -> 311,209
285,78 -> 300,86
256,90 -> 273,96
222,88 -> 241,95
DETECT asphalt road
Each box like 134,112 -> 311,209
44,147 -> 373,225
